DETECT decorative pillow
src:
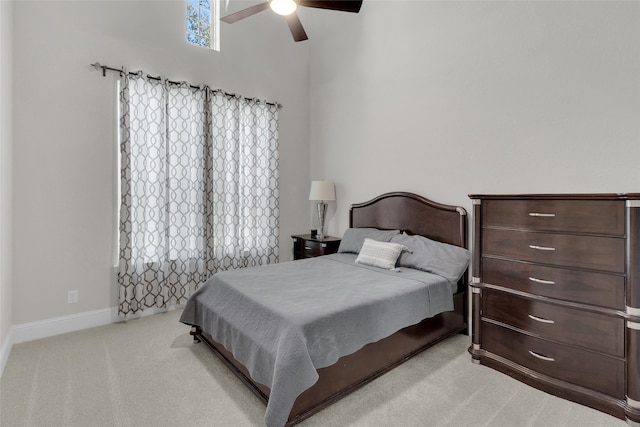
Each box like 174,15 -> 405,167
355,238 -> 409,270
338,228 -> 401,254
391,233 -> 471,282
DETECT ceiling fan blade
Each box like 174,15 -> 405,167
285,12 -> 308,42
298,0 -> 363,13
221,1 -> 271,24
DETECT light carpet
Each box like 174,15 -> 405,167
0,309 -> 625,427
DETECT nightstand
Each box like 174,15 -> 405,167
291,234 -> 341,260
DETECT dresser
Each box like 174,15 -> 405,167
468,194 -> 640,425
291,234 -> 341,260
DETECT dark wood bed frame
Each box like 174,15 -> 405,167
190,191 -> 469,425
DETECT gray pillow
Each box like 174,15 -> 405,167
338,228 -> 401,254
391,233 -> 471,283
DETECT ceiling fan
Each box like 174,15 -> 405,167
221,0 -> 363,42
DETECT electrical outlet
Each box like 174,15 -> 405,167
67,290 -> 78,304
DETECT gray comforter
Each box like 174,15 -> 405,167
180,253 -> 454,427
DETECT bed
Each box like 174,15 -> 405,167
180,192 -> 469,426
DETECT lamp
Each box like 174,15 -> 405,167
309,180 -> 336,241
270,0 -> 297,16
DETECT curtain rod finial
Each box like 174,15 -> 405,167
91,62 -> 106,76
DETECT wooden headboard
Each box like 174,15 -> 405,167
349,192 -> 468,249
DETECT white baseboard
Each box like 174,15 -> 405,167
0,304 -> 184,378
1,308 -> 117,378
0,327 -> 14,378
11,307 -> 119,345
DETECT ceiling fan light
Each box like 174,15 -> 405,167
270,0 -> 297,16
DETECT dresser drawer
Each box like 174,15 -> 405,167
482,258 -> 625,310
482,322 -> 625,398
301,240 -> 325,257
298,239 -> 341,258
292,235 -> 341,260
482,228 -> 625,273
482,199 -> 625,235
483,290 -> 624,356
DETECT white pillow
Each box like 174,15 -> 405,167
355,238 -> 409,270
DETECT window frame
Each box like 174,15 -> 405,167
186,0 -> 220,51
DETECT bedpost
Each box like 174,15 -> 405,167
190,325 -> 202,343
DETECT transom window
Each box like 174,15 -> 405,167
187,0 -> 220,51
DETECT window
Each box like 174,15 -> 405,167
186,0 -> 220,51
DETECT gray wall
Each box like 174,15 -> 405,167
308,1 -> 640,236
4,0 -> 640,345
10,0 -> 311,325
1,0 -> 14,355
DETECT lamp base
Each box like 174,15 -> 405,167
316,202 -> 327,240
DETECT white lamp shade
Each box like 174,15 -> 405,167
309,181 -> 336,201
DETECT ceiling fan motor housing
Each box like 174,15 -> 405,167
221,0 -> 363,42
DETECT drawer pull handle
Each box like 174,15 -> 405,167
305,246 -> 311,250
528,350 -> 555,362
529,212 -> 556,217
529,244 -> 556,251
529,276 -> 555,285
528,314 -> 555,324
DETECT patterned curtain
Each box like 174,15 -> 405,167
118,72 -> 279,318
209,92 -> 280,270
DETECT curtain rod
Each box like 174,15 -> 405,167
90,62 -> 283,110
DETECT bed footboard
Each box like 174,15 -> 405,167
189,290 -> 467,425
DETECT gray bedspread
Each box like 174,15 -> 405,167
180,253 -> 454,427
